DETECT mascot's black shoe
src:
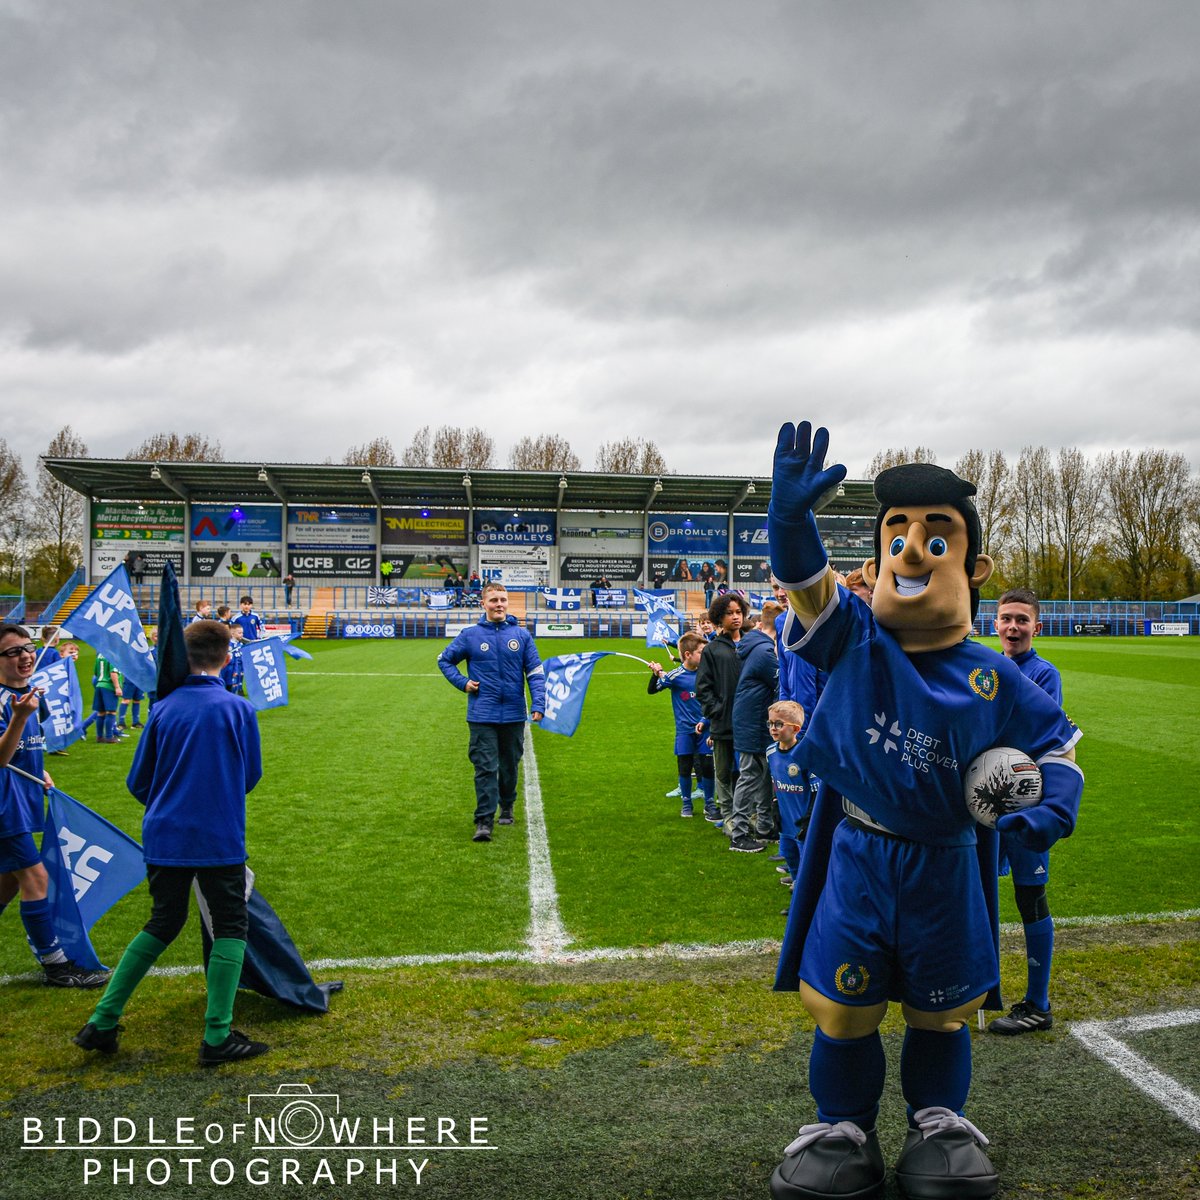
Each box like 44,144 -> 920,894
894,1107 -> 998,1199
770,1121 -> 885,1199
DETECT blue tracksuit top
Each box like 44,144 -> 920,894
438,614 -> 546,724
127,674 -> 262,867
731,628 -> 779,754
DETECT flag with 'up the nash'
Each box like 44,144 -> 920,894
243,638 -> 289,711
30,657 -> 84,751
645,614 -> 680,647
61,565 -> 157,693
537,652 -> 613,736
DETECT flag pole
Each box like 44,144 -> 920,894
31,626 -> 63,674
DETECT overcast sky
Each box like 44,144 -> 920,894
3,1 -> 1199,485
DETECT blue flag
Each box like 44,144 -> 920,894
30,657 -> 84,751
198,880 -> 340,1013
243,637 -> 289,711
61,565 -> 157,693
537,652 -> 613,736
279,635 -> 313,661
645,614 -> 680,648
541,587 -> 582,611
156,561 -> 189,700
633,587 -> 685,617
41,789 -> 146,972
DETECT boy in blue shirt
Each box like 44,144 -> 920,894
72,619 -> 267,1065
647,631 -> 717,820
232,596 -> 264,642
767,700 -> 816,893
988,587 -> 1064,1036
0,624 -> 108,987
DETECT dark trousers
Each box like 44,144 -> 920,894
467,722 -> 525,825
143,864 -> 248,944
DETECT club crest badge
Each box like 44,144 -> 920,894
508,639 -> 520,651
835,963 -> 870,997
969,667 -> 999,701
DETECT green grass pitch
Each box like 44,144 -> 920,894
1,634 -> 1197,1199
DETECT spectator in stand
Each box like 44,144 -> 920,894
590,574 -> 611,605
699,562 -> 716,608
283,573 -> 296,606
380,560 -> 394,586
652,567 -> 666,589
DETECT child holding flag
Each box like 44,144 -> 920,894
647,631 -> 718,820
0,624 -> 109,987
73,619 -> 268,1064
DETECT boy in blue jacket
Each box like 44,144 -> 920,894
73,619 -> 267,1065
438,583 -> 545,842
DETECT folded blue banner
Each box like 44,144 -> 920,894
41,788 -> 146,972
62,565 -> 157,693
156,561 -> 190,700
31,657 -> 84,751
537,652 -> 613,736
243,637 -> 289,711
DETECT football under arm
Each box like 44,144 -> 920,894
996,748 -> 1083,852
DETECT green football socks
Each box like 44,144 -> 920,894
203,938 -> 247,1046
89,931 -> 168,1030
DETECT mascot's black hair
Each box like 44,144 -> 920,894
872,463 -> 984,619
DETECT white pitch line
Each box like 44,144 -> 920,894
521,727 -> 570,960
1071,1009 -> 1200,1132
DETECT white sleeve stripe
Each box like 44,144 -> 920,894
1037,754 -> 1085,781
782,589 -> 840,651
528,665 -> 544,677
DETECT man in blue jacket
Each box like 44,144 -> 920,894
438,583 -> 545,843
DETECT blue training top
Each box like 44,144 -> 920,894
128,675 -> 262,867
0,688 -> 45,837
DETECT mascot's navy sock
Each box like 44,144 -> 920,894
901,1025 -> 971,1124
1023,915 -> 1054,1010
811,1028 -> 885,1130
699,776 -> 714,804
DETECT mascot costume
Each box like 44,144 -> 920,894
768,422 -> 1084,1200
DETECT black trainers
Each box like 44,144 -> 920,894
43,960 -> 110,989
472,822 -> 493,842
199,1030 -> 270,1066
703,806 -> 723,823
729,835 -> 766,854
894,1108 -> 998,1199
73,1021 -> 123,1054
497,810 -> 515,826
770,1121 -> 884,1200
987,1000 -> 1052,1035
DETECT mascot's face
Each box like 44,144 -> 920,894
863,504 -> 992,641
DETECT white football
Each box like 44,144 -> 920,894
963,746 -> 1042,828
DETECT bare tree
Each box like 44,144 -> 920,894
401,426 -> 431,467
344,437 -> 398,466
508,434 -> 581,472
126,432 -> 224,462
0,437 -> 26,532
595,437 -> 668,475
431,426 -> 495,469
1049,448 -> 1106,599
1011,446 -> 1054,592
1104,448 -> 1192,600
33,426 -> 87,587
955,449 -> 1010,562
865,447 -> 937,477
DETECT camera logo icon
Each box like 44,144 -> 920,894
246,1084 -> 341,1147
